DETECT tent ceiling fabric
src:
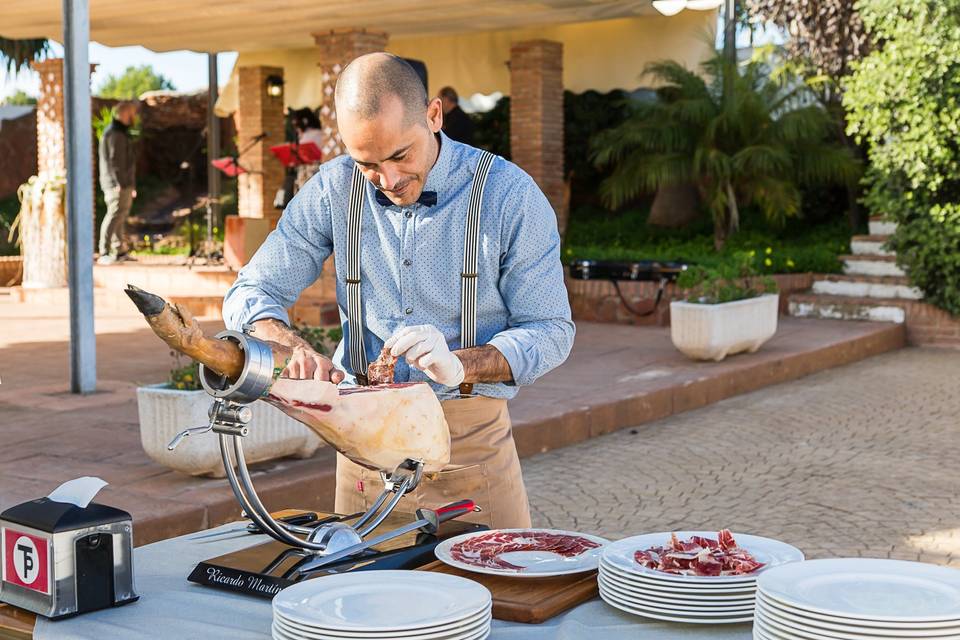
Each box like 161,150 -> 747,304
1,0 -> 658,52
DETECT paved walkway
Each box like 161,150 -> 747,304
0,294 -> 903,543
523,347 -> 960,567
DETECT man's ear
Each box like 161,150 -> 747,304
426,98 -> 443,134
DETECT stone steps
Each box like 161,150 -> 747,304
841,254 -> 906,277
851,234 -> 894,257
789,293 -> 907,324
869,216 -> 897,236
812,274 -> 923,301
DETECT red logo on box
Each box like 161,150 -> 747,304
2,527 -> 50,595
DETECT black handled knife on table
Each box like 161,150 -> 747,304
291,500 -> 478,575
190,512 -> 363,543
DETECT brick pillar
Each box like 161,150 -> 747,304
236,66 -> 285,222
312,29 -> 389,161
32,59 -> 67,176
510,40 -> 565,231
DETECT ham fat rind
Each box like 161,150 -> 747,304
124,285 -> 451,473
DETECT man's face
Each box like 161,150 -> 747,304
439,96 -> 456,115
339,95 -> 443,207
118,107 -> 136,126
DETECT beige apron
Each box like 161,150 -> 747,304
334,396 -> 531,529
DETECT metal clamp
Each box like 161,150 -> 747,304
199,330 -> 274,403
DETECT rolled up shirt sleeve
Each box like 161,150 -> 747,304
487,173 -> 575,386
222,177 -> 333,330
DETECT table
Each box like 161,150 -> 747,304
2,519 -> 753,640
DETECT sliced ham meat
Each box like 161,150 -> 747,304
450,531 -> 602,572
633,530 -> 764,577
367,348 -> 398,385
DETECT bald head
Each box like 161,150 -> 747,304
335,53 -> 428,128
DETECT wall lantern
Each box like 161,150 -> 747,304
266,74 -> 284,97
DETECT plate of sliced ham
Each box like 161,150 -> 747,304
434,528 -> 610,577
602,530 -> 803,584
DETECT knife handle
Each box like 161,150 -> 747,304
436,500 -> 476,523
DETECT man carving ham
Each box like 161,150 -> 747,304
222,53 -> 574,528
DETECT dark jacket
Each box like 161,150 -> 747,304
442,106 -> 475,146
98,121 -> 137,191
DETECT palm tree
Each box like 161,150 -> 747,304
0,37 -> 50,73
592,52 -> 860,250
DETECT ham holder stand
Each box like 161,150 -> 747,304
165,326 -> 482,598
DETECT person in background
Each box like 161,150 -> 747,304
97,101 -> 138,264
293,107 -> 324,191
438,86 -> 474,146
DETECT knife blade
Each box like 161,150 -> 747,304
189,511 -> 322,541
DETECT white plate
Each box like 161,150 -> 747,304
275,605 -> 492,637
599,585 -> 754,624
274,608 -> 490,638
755,607 -> 960,640
600,558 -> 760,593
274,612 -> 491,640
600,563 -> 758,598
599,583 -> 754,618
602,532 -> 803,584
758,559 -> 960,623
273,622 -> 491,640
434,529 -> 609,578
273,571 -> 491,632
599,570 -> 756,605
757,593 -> 960,636
599,576 -> 754,613
759,590 -> 960,630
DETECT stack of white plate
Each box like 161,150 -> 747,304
599,531 -> 804,624
272,571 -> 492,640
755,558 -> 960,639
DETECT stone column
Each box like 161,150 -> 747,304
225,66 -> 285,269
236,65 -> 285,223
509,40 -> 566,232
33,59 -> 67,176
312,29 -> 389,161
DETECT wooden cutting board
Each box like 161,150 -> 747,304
417,560 -> 598,624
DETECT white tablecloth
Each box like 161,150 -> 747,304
35,522 -> 754,640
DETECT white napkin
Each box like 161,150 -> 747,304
46,476 -> 108,508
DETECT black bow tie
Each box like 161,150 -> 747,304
374,189 -> 437,207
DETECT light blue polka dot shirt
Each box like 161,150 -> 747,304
222,132 -> 575,400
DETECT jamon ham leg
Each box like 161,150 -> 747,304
124,285 -> 450,473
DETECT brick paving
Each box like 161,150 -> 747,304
522,347 -> 960,567
0,293 -> 904,544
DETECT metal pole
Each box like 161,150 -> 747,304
207,53 -> 221,246
62,0 -> 97,393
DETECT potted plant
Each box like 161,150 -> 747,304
136,325 -> 342,476
670,258 -> 779,362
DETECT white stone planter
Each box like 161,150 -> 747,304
670,294 -> 780,362
136,384 -> 323,477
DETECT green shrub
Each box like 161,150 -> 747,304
564,205 -> 849,275
676,256 -> 778,304
844,0 -> 960,314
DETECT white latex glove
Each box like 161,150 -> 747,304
385,325 -> 465,387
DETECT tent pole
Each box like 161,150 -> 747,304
63,0 -> 97,393
207,53 -> 221,245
